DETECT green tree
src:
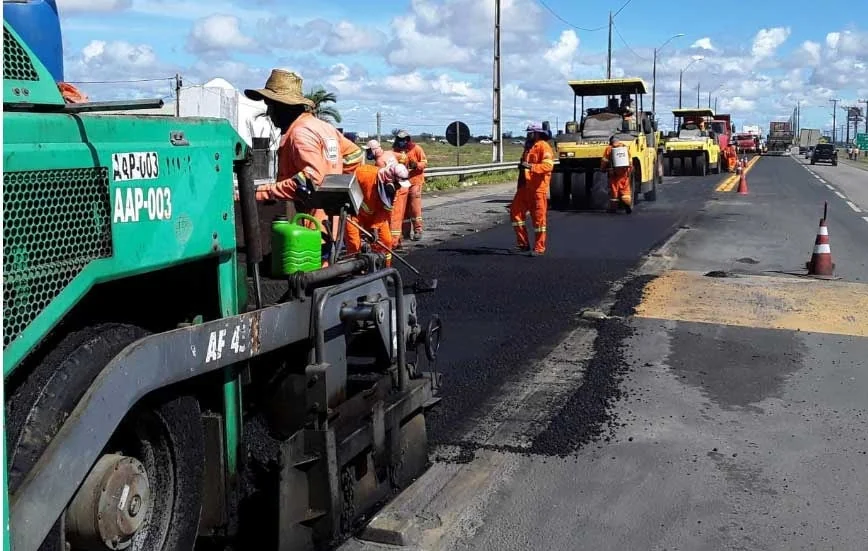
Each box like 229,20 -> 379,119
305,87 -> 342,125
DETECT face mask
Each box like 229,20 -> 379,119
366,150 -> 375,161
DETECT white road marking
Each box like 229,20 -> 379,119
814,174 -> 822,179
835,191 -> 847,199
863,216 -> 868,224
826,184 -> 835,191
847,201 -> 862,213
818,178 -> 827,183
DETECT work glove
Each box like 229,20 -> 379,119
408,160 -> 418,170
519,161 -> 532,170
292,172 -> 315,207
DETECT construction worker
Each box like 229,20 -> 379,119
392,130 -> 428,245
344,163 -> 411,267
243,69 -> 363,264
364,139 -> 399,168
600,135 -> 633,214
510,123 -> 555,256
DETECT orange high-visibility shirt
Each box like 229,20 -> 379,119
270,113 -> 361,201
395,144 -> 428,186
354,164 -> 392,223
521,140 -> 555,187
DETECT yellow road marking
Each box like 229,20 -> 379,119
715,156 -> 761,192
634,270 -> 868,338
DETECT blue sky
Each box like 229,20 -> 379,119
45,0 -> 868,136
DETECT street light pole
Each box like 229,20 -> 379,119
696,82 -> 700,108
606,11 -> 613,78
651,33 -> 684,118
830,98 -> 839,144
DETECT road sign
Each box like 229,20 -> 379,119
445,121 -> 470,147
856,133 -> 868,149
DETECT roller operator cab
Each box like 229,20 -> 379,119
550,78 -> 662,211
663,108 -> 723,177
3,21 -> 442,551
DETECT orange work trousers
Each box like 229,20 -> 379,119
510,184 -> 548,253
345,216 -> 393,267
404,182 -> 423,235
390,187 -> 409,247
608,169 -> 632,211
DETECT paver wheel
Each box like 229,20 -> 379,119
7,323 -> 205,551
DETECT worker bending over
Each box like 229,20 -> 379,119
243,69 -> 363,265
510,123 -> 555,256
600,135 -> 633,214
365,139 -> 399,168
391,130 -> 428,246
345,163 -> 411,267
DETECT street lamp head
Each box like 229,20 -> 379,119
674,33 -> 686,38
692,55 -> 705,61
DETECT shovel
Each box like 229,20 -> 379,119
345,218 -> 438,292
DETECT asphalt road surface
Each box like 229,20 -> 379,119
340,155 -> 868,551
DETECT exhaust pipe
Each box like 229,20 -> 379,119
234,152 -> 264,309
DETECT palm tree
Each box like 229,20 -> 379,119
305,87 -> 342,125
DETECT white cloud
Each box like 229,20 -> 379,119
56,0 -> 131,13
691,38 -> 716,51
544,30 -> 580,78
798,40 -> 822,66
321,21 -> 387,56
752,27 -> 791,59
188,14 -> 255,54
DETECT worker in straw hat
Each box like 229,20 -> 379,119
243,69 -> 364,264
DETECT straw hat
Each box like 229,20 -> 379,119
244,69 -> 315,109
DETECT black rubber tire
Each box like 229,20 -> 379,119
696,155 -> 707,177
549,172 -> 569,210
6,323 -> 205,551
644,161 -> 659,201
630,166 -> 640,207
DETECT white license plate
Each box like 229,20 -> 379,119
112,152 -> 160,181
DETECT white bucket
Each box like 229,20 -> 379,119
611,146 -> 629,168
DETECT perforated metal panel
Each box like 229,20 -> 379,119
3,168 -> 114,347
3,27 -> 39,81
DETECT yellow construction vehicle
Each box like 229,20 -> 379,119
551,78 -> 662,210
663,108 -> 722,176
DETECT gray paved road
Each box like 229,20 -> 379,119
792,154 -> 868,221
342,157 -> 868,551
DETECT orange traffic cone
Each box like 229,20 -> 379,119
806,202 -> 834,276
737,167 -> 748,194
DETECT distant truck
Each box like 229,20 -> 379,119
734,133 -> 759,154
798,128 -> 821,154
764,121 -> 794,155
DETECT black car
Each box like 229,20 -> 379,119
810,143 -> 837,166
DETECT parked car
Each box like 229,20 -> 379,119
810,143 -> 837,166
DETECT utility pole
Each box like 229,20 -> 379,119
714,97 -> 718,112
652,48 -> 658,115
842,106 -> 852,145
707,91 -> 712,108
376,112 -> 381,142
696,82 -> 700,108
606,11 -> 613,79
174,73 -> 182,117
491,0 -> 503,162
830,98 -> 839,144
861,99 -> 868,134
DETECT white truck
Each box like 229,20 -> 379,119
799,128 -> 821,156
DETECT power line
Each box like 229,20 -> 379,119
613,22 -> 649,61
613,0 -> 635,18
534,0 -> 606,32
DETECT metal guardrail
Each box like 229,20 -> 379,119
237,160 -> 543,188
425,161 -> 519,178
